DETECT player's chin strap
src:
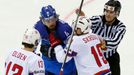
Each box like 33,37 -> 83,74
59,0 -> 84,75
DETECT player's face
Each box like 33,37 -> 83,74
75,28 -> 82,35
104,9 -> 117,23
42,18 -> 57,30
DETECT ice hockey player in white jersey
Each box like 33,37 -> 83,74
5,28 -> 45,75
53,16 -> 111,75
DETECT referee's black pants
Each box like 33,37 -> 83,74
106,52 -> 120,75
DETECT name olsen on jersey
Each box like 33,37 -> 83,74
12,51 -> 27,61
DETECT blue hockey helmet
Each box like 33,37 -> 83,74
40,5 -> 58,20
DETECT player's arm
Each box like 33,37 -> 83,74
54,45 -> 73,63
58,20 -> 73,44
49,32 -> 77,63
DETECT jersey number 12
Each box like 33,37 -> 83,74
6,61 -> 23,75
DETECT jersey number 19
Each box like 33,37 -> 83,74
91,43 -> 107,67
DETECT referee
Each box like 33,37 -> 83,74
76,0 -> 126,75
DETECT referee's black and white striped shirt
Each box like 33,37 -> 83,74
90,15 -> 126,58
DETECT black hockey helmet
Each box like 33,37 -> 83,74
104,0 -> 121,15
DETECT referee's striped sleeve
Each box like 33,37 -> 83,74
90,15 -> 101,25
90,15 -> 102,33
105,22 -> 126,49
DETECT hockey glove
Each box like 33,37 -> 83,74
49,32 -> 61,48
98,36 -> 107,50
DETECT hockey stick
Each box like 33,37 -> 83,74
59,0 -> 84,75
64,0 -> 95,21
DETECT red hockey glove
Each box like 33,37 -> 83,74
49,32 -> 61,48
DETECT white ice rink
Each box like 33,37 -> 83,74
0,0 -> 133,75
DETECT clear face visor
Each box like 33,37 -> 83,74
104,5 -> 115,11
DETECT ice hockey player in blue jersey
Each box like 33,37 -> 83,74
34,5 -> 77,75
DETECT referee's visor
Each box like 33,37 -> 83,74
104,5 -> 115,12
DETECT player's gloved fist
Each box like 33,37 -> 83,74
100,43 -> 107,50
49,32 -> 61,48
98,36 -> 107,50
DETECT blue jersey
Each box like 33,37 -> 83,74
34,19 -> 76,75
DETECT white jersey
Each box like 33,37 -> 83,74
55,33 -> 110,75
5,48 -> 45,75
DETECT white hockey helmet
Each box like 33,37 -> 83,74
75,16 -> 92,33
22,28 -> 40,46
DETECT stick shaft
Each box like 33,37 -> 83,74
59,0 -> 84,74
